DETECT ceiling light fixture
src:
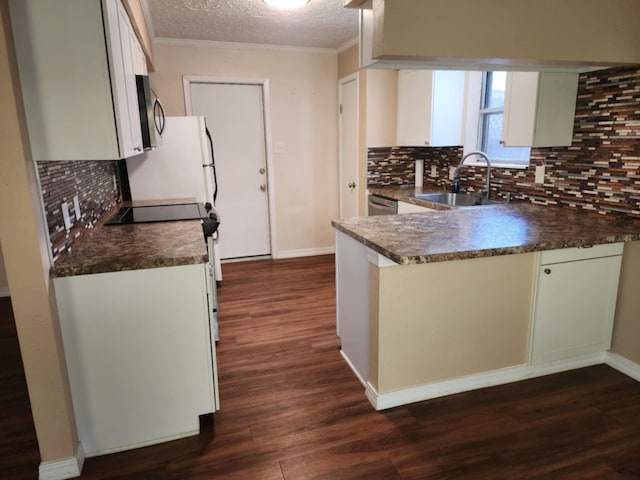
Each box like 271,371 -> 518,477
264,0 -> 310,9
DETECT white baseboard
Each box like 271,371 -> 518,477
274,247 -> 335,259
39,443 -> 85,480
605,351 -> 640,382
366,352 -> 606,411
0,286 -> 9,297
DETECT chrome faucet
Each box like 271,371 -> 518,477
451,151 -> 492,200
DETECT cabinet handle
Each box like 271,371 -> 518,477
424,140 -> 430,146
544,268 -> 551,275
134,146 -> 142,152
499,140 -> 505,145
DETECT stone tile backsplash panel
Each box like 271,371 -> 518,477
368,66 -> 640,218
38,160 -> 121,262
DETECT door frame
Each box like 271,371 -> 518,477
183,75 -> 278,258
338,72 -> 359,218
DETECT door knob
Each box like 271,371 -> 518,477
259,168 -> 266,174
260,184 -> 267,192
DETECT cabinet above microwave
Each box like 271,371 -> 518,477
355,0 -> 640,73
9,0 -> 147,161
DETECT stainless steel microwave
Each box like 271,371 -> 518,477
136,74 -> 165,150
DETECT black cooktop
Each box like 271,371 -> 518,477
105,203 -> 208,225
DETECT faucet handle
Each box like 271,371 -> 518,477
451,177 -> 460,193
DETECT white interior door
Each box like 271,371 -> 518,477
189,83 -> 271,259
339,74 -> 359,218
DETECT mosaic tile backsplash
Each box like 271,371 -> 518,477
38,160 -> 121,262
368,66 -> 640,218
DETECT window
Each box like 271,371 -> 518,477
465,72 -> 530,168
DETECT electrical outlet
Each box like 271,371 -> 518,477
73,195 -> 81,221
535,165 -> 545,184
112,175 -> 118,192
62,202 -> 72,231
449,166 -> 457,180
430,165 -> 438,178
274,142 -> 286,154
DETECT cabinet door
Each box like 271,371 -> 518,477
114,0 -> 143,156
430,70 -> 465,146
397,201 -> 435,214
54,264 -> 215,456
530,253 -> 622,364
397,70 -> 433,146
502,72 -> 538,147
132,33 -> 148,75
397,70 -> 464,147
502,72 -> 578,148
9,0 -> 121,160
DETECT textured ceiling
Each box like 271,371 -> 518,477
145,0 -> 359,50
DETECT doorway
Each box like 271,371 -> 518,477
185,78 -> 275,260
339,73 -> 359,218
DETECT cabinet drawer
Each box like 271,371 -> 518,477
539,242 -> 623,265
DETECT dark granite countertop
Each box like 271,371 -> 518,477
333,201 -> 640,265
51,202 -> 207,278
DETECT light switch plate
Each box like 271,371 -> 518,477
449,166 -> 456,180
62,202 -> 72,231
535,165 -> 545,184
73,195 -> 81,221
430,165 -> 438,178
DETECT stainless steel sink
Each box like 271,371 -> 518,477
414,192 -> 503,207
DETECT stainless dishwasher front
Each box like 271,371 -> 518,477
368,194 -> 398,215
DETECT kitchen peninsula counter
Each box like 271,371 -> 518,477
333,202 -> 640,265
333,200 -> 640,411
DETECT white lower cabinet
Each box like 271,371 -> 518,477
53,263 -> 218,457
530,243 -> 623,365
397,201 -> 436,214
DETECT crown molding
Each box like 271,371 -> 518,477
155,37 -> 338,55
336,36 -> 358,54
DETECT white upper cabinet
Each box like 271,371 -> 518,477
501,72 -> 579,148
396,70 -> 465,147
9,0 -> 144,161
111,0 -> 143,156
356,0 -> 640,72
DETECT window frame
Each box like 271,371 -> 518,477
462,71 -> 530,169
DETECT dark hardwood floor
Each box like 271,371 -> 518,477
2,254 -> 640,479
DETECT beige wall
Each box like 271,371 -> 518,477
373,254 -> 534,393
1,0 -> 78,464
377,0 -> 640,68
611,241 -> 640,364
151,42 -> 339,254
364,69 -> 396,147
338,44 -> 358,79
